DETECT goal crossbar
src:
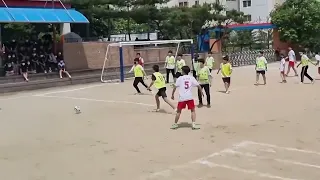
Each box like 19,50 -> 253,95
108,39 -> 193,47
101,39 -> 194,83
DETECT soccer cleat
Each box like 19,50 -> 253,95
206,104 -> 211,108
170,123 -> 179,129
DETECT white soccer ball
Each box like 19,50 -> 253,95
74,106 -> 81,114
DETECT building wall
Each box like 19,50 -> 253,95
240,0 -> 270,23
63,42 -> 178,70
165,0 -> 225,7
165,0 -> 286,23
239,0 -> 286,23
226,0 -> 240,11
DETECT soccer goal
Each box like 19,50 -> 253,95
100,39 -> 194,83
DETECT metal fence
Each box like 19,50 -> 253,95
225,49 -> 276,67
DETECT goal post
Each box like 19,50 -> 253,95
101,39 -> 194,83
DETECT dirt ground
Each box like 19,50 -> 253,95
1,63 -> 320,180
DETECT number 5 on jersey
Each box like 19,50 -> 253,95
184,81 -> 190,89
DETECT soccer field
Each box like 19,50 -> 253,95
1,63 -> 320,180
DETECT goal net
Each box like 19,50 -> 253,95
100,39 -> 194,83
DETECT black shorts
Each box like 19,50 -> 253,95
156,87 -> 167,98
256,70 -> 266,75
222,77 -> 231,83
175,72 -> 182,78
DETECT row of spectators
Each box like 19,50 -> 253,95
1,36 -> 66,79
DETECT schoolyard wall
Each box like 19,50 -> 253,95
63,42 -> 178,71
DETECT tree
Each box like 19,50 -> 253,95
270,0 -> 320,50
70,0 -> 117,38
207,4 -> 245,51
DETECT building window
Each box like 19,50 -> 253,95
244,14 -> 252,21
243,0 -> 251,7
179,1 -> 188,7
183,1 -> 188,6
195,0 -> 199,5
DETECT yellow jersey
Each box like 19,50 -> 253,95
176,59 -> 186,72
197,66 -> 210,84
153,72 -> 166,89
301,55 -> 309,67
205,57 -> 215,69
220,63 -> 232,77
134,64 -> 144,77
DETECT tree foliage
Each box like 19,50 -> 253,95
2,0 -> 245,43
270,0 -> 320,49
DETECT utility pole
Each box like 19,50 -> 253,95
52,0 -> 56,54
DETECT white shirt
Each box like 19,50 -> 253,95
279,58 -> 285,71
315,54 -> 320,66
175,75 -> 199,102
288,50 -> 296,62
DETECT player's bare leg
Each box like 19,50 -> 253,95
191,109 -> 199,130
293,66 -> 298,76
155,95 -> 161,112
286,66 -> 291,76
224,82 -> 229,93
171,109 -> 181,129
255,73 -> 259,84
163,97 -> 176,110
262,74 -> 266,85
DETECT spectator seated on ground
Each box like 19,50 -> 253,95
47,50 -> 58,73
20,60 -> 29,82
57,57 -> 71,79
4,62 -> 14,76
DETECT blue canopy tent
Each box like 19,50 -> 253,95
0,6 -> 89,53
0,7 -> 89,23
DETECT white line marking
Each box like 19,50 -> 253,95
37,95 -> 155,107
198,160 -> 302,180
35,83 -> 108,96
222,149 -> 320,169
144,141 -> 250,179
245,141 -> 320,156
0,95 -> 30,101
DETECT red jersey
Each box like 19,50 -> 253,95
138,57 -> 144,67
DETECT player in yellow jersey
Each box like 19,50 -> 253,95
217,55 -> 232,94
164,50 -> 176,84
197,59 -> 212,108
205,52 -> 215,72
192,53 -> 200,78
297,51 -> 315,84
255,51 -> 268,85
129,58 -> 150,94
147,65 -> 176,112
175,53 -> 186,78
